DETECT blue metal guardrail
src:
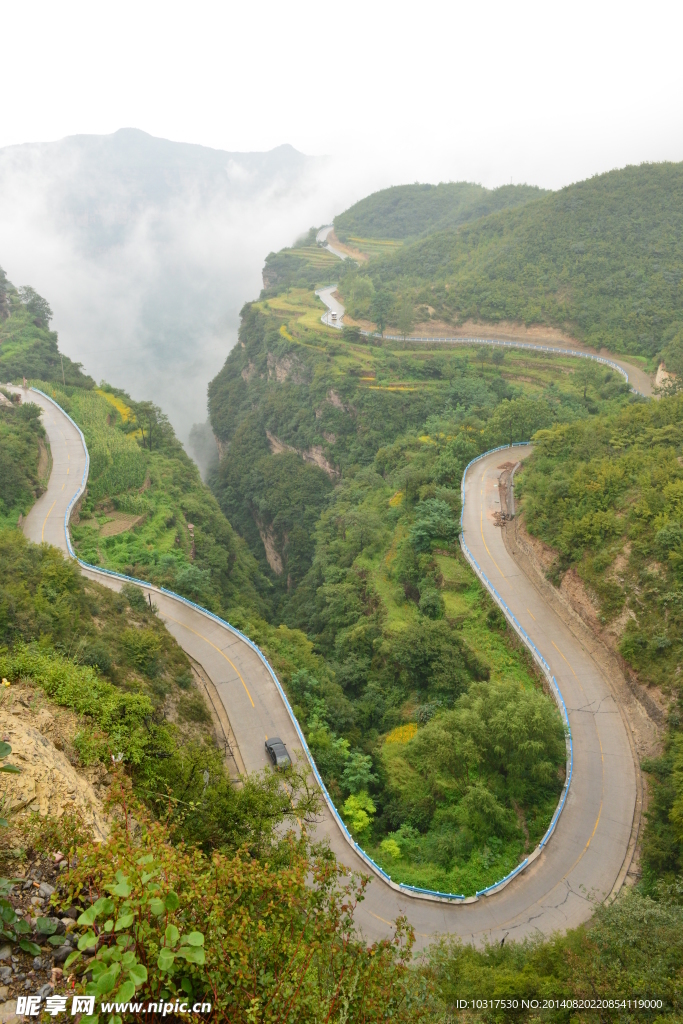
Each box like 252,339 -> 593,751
33,388 -> 572,905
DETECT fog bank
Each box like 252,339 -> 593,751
0,129 -> 378,445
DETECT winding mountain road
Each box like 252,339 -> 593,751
314,227 -> 654,398
13,383 -> 638,950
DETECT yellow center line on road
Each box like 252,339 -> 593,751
163,611 -> 255,707
367,909 -> 429,938
368,910 -> 394,927
527,607 -> 536,620
464,466 -> 609,936
551,639 -> 579,679
558,731 -> 605,882
547,639 -> 605,877
477,783 -> 605,938
41,500 -> 57,541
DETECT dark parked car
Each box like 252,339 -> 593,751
265,736 -> 291,768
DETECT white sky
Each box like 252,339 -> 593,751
2,0 -> 683,191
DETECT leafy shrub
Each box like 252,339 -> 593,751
341,752 -> 377,795
175,671 -> 193,691
418,587 -> 444,619
343,792 -> 376,838
122,583 -> 147,613
0,644 -> 154,765
121,629 -> 162,677
80,639 -> 112,674
409,499 -> 458,552
59,782 -> 425,1023
177,693 -> 211,725
174,564 -> 213,603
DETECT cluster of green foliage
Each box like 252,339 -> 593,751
0,397 -> 48,528
53,781 -> 427,1024
334,182 -> 547,243
205,205 -> 680,1001
517,393 -> 683,886
0,269 -> 343,828
0,530 -> 313,853
337,162 -> 683,360
0,269 -> 92,386
5,175 -> 683,1008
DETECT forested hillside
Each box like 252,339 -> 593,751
517,394 -> 683,885
334,181 -> 547,242
0,392 -> 48,528
204,169 -> 683,1010
55,383 -> 270,618
0,266 -> 92,385
337,162 -> 683,361
0,531 -> 273,848
0,271 -> 335,746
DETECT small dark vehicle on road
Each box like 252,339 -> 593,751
265,737 -> 291,768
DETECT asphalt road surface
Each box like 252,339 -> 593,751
314,285 -> 345,329
15,387 -> 637,950
316,225 -> 348,262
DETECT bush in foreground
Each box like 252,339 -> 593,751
57,780 -> 430,1023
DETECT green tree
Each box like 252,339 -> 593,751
371,290 -> 393,336
18,286 -> 52,327
573,359 -> 597,400
342,752 -> 377,794
61,781 -> 425,1023
343,791 -> 376,837
398,296 -> 414,340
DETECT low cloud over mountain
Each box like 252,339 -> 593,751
0,128 -> 336,443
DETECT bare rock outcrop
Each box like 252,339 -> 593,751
265,430 -> 339,479
0,688 -> 109,841
266,352 -> 306,384
253,515 -> 284,575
